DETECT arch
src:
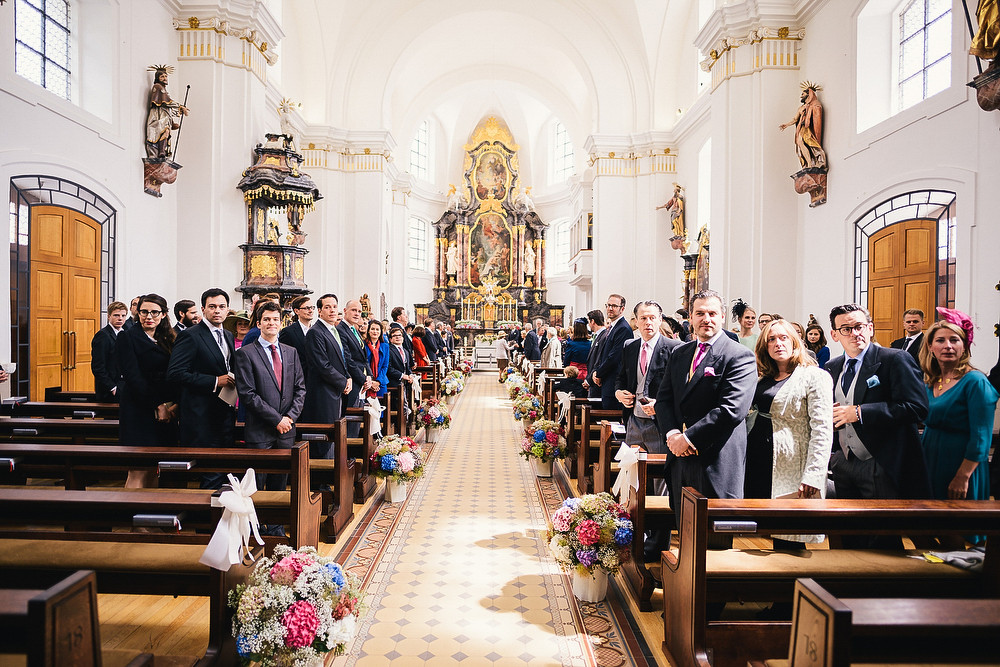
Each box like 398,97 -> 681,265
8,174 -> 118,398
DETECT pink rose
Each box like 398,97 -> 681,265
576,519 -> 601,546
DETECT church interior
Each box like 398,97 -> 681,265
2,0 -> 1000,665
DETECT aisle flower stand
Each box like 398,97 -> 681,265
370,434 -> 426,504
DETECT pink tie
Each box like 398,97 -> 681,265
640,343 -> 649,375
692,342 -> 708,370
270,344 -> 282,390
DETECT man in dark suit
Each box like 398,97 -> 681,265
389,306 -> 412,356
826,304 -> 931,546
617,300 -> 682,560
522,319 -> 543,361
338,299 -> 372,431
592,294 -> 633,411
655,289 -> 757,522
302,294 -> 351,456
889,308 -> 925,363
166,288 -> 238,488
279,296 -> 314,379
583,309 -> 606,399
234,300 -> 306,492
387,326 -> 417,423
123,296 -> 140,330
91,300 -> 128,403
172,299 -> 201,335
423,319 -> 439,363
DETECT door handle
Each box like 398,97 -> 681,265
62,331 -> 69,371
69,331 -> 77,369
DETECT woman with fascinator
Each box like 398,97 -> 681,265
732,299 -> 758,350
918,308 -> 999,541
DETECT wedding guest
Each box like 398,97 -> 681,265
733,299 -> 758,349
805,321 -> 830,368
364,320 -> 390,399
540,326 -> 563,368
563,320 -> 592,378
411,325 -> 431,378
747,321 -> 833,541
494,334 -> 511,382
553,365 -> 588,399
919,309 -> 999,544
224,310 -> 252,349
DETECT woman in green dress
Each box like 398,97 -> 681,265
918,309 -> 998,543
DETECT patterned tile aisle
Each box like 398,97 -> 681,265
333,372 -> 652,666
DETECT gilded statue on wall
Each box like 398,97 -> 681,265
656,183 -> 687,252
780,81 -> 828,207
142,64 -> 189,197
969,0 -> 1000,111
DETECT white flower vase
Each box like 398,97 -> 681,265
532,458 -> 553,478
385,479 -> 408,503
425,427 -> 440,443
572,568 -> 608,602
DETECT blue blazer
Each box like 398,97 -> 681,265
366,340 -> 390,397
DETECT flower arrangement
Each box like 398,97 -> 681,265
548,493 -> 633,575
518,418 -> 566,463
512,393 -> 543,424
455,319 -> 480,330
440,373 -> 464,396
415,397 -> 451,430
496,320 -> 520,329
457,359 -> 473,376
474,332 -> 500,344
228,545 -> 364,665
506,377 -> 529,400
370,434 -> 425,483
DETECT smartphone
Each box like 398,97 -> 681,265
637,396 -> 650,405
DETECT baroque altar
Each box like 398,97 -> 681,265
416,117 -> 563,331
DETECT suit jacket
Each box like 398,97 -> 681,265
387,342 -> 413,387
825,344 -> 931,498
594,317 -> 633,408
388,322 -> 413,355
585,328 -> 607,398
279,322 -> 310,380
91,324 -> 121,402
890,332 -> 923,363
116,324 -> 177,445
234,340 -> 306,447
616,336 -> 681,425
655,334 -> 757,499
433,331 -> 447,359
523,330 -> 541,361
303,323 -> 350,423
337,321 -> 370,410
166,321 -> 237,446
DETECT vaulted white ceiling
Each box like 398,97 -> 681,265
277,0 -> 703,183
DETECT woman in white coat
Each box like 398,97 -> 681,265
746,319 -> 833,547
539,326 -> 563,369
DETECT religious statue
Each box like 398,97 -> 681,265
523,242 -> 536,278
514,186 -> 535,213
656,183 -> 686,252
359,293 -> 372,317
446,184 -> 468,211
780,81 -> 828,207
445,241 -> 459,282
145,65 -> 188,161
277,98 -> 302,152
969,0 -> 1000,111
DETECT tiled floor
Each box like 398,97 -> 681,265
334,373 -> 651,666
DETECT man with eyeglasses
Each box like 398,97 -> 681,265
280,296 -> 315,381
590,294 -> 633,410
167,288 -> 238,488
826,303 -> 930,546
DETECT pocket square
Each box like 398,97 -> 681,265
704,367 -> 717,377
866,375 -> 880,388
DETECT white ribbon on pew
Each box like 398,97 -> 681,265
556,391 -> 572,424
365,397 -> 384,435
536,371 -> 547,395
412,380 -> 422,403
611,444 -> 640,499
199,469 -> 264,571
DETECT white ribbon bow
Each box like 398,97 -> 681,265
365,397 -> 385,434
199,469 -> 264,571
556,391 -> 572,423
412,381 -> 422,402
611,444 -> 640,500
536,371 -> 547,394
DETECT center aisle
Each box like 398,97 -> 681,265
336,372 -> 597,666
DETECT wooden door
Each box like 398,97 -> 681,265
868,220 -> 936,346
29,206 -> 102,400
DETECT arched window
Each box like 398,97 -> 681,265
551,121 -> 574,184
15,0 -> 72,100
409,120 -> 430,181
408,217 -> 429,271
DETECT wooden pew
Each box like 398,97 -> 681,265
620,449 -> 672,611
344,409 -> 377,503
0,416 -> 120,444
0,441 -> 323,549
2,399 -> 120,419
661,488 -> 1000,667
44,387 -> 99,403
593,420 -> 627,494
0,488 -> 258,666
575,402 -> 622,495
749,577 -> 1000,667
385,385 -> 408,437
562,397 -> 601,478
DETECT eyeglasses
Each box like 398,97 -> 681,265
836,323 -> 869,336
139,309 -> 163,317
296,305 -> 316,311
605,302 -> 623,309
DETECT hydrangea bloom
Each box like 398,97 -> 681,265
575,519 -> 601,546
614,521 -> 633,545
533,430 -> 546,442
282,600 -> 319,648
547,493 -> 633,575
576,549 -> 598,568
552,507 -> 574,531
324,563 -> 346,590
380,453 -> 398,472
396,451 -> 415,473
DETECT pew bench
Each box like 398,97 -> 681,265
620,449 -> 673,610
0,487 -> 259,666
562,397 -> 602,478
344,410 -> 377,503
44,387 -> 99,403
593,420 -> 627,495
661,487 -> 1000,667
575,402 -> 622,495
2,399 -> 120,420
748,577 -> 1000,667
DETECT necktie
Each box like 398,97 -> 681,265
692,342 -> 708,369
841,358 -> 858,394
215,329 -> 223,347
904,336 -> 915,351
330,325 -> 345,360
639,342 -> 649,376
270,344 -> 282,390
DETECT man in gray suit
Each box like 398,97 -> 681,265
234,300 -> 306,492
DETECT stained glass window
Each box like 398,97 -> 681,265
897,0 -> 951,111
15,0 -> 72,100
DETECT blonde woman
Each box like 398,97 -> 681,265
747,320 -> 833,545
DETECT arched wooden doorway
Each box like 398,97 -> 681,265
10,177 -> 117,400
854,191 -> 956,345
